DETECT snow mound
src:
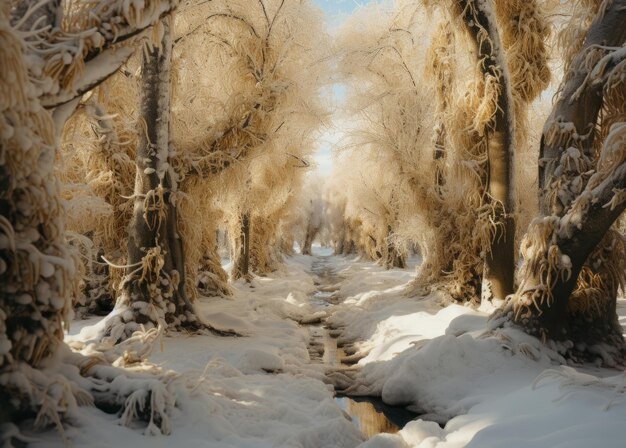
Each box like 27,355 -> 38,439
204,311 -> 249,334
238,348 -> 285,373
327,258 -> 626,448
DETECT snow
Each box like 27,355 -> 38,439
48,251 -> 363,448
43,47 -> 135,109
32,248 -> 626,447
327,255 -> 626,448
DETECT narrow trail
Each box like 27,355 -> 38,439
305,253 -> 418,440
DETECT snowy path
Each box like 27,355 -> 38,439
305,254 -> 418,439
44,252 -> 371,448
34,250 -> 626,448
45,250 -> 421,447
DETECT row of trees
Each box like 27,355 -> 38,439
2,0 -> 625,439
1,0 -> 329,435
58,0 -> 330,341
324,0 -> 626,363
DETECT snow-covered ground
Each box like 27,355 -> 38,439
32,248 -> 626,447
327,256 -> 626,448
40,252 -> 363,448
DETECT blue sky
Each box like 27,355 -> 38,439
311,1 -> 368,175
313,0 -> 375,30
314,0 -> 366,16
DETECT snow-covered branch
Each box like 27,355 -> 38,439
539,0 -> 626,215
13,0 -> 179,109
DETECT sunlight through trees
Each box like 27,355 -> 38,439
2,0 -> 625,444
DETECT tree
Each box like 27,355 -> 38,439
334,2 -> 433,269
196,0 -> 329,280
1,0 -> 189,435
101,16 -> 213,342
60,76 -> 138,315
57,0 -> 325,315
299,178 -> 325,256
414,0 -> 550,302
501,0 -> 626,363
455,0 -> 516,301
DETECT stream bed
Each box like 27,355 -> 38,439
306,255 -> 418,439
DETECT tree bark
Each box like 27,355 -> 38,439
104,18 -> 203,342
232,212 -> 251,280
503,0 -> 626,356
1,1 -> 199,435
430,24 -> 454,195
0,5 -> 76,403
458,0 -> 516,301
539,0 -> 626,215
512,148 -> 626,344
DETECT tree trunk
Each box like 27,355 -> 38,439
504,1 -> 626,360
385,225 -> 405,269
249,215 -> 278,275
302,224 -> 316,255
232,212 -> 251,280
538,0 -> 626,215
103,18 -> 203,342
482,141 -> 516,302
433,124 -> 446,192
430,24 -> 454,195
510,137 -> 626,347
1,2 -> 202,436
459,0 -> 515,301
0,9 -> 78,419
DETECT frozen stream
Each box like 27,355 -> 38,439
306,254 -> 417,439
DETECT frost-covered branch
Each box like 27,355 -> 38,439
11,0 -> 179,109
539,0 -> 626,215
506,26 -> 626,353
